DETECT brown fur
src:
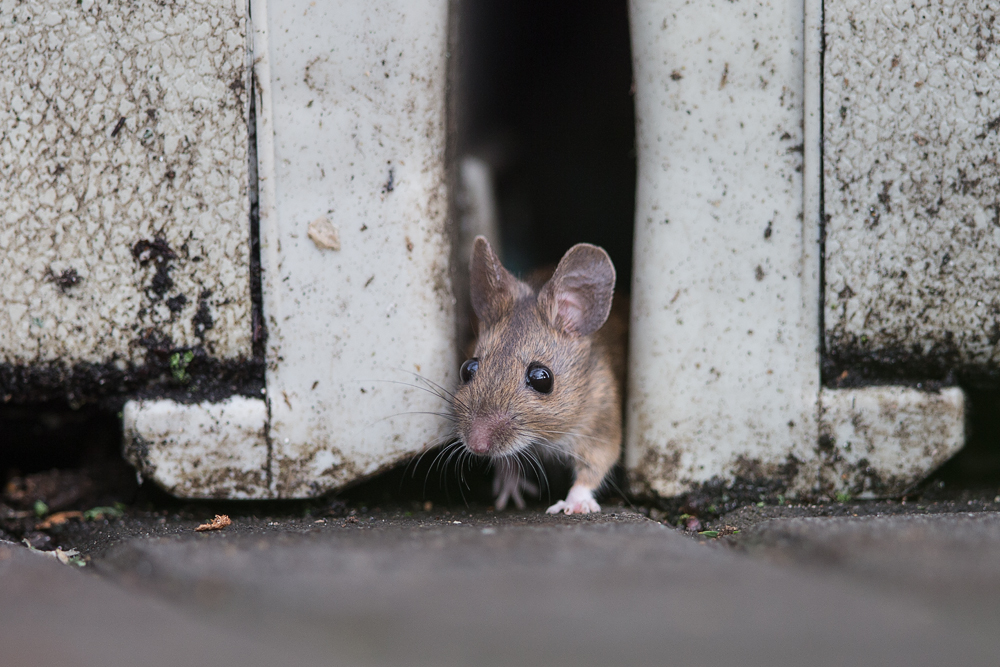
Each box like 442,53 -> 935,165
453,237 -> 622,504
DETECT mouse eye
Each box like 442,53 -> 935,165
460,358 -> 479,383
526,363 -> 553,394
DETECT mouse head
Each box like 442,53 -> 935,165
453,236 -> 615,458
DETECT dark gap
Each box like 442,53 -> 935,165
817,0 -> 827,368
924,388 -> 1000,495
457,0 -> 636,279
248,69 -> 266,364
0,403 -> 138,546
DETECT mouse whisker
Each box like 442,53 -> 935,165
521,448 -> 549,501
389,368 -> 462,405
372,411 -> 457,426
532,449 -> 554,505
454,450 -> 469,506
407,371 -> 462,403
371,379 -> 454,406
532,438 -> 588,466
424,441 -> 460,496
440,440 -> 465,491
403,435 -> 456,483
538,429 -> 604,442
535,440 -> 630,502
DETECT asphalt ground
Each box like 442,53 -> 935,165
4,499 -> 1000,666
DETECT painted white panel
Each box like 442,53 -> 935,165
626,0 -> 819,496
123,397 -> 269,499
0,0 -> 252,364
254,0 -> 456,497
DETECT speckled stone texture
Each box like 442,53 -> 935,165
0,0 -> 251,366
824,0 -> 1000,367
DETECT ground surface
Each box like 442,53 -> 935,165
4,484 -> 1000,666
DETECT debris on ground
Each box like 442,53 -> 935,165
699,525 -> 740,539
22,540 -> 86,566
83,505 -> 125,521
4,469 -> 95,512
195,515 -> 232,532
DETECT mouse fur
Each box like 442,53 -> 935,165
453,236 -> 622,514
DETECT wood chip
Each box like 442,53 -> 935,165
195,514 -> 232,532
35,511 -> 84,530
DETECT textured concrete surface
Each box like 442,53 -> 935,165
123,396 -> 269,499
824,0 -> 1000,367
627,0 -> 820,497
254,0 -> 456,498
0,0 -> 252,364
816,386 -> 965,497
7,509 -> 1000,666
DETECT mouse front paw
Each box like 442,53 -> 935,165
545,485 -> 600,515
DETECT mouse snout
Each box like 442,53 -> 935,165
464,412 -> 512,455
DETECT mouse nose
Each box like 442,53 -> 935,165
465,413 -> 511,454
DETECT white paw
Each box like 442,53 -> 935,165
493,464 -> 539,511
546,485 -> 600,515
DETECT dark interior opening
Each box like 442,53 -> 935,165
456,0 -> 636,280
925,387 -> 1000,495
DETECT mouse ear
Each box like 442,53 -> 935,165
469,236 -> 517,325
538,244 -> 616,336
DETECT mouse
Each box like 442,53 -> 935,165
452,236 -> 622,514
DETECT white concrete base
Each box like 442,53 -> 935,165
123,397 -> 269,499
817,387 -> 965,499
629,385 -> 965,499
125,384 -> 964,501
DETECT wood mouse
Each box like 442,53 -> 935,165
453,236 -> 622,514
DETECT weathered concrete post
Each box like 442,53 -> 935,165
626,0 -> 966,499
125,0 -> 457,498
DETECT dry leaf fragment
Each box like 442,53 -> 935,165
195,514 -> 232,532
36,511 -> 84,530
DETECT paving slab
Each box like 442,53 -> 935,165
9,506 -> 1000,666
733,511 -> 1000,630
57,510 -> 1000,666
0,540 -> 325,667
